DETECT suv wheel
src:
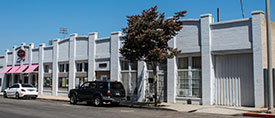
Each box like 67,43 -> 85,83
3,92 -> 7,98
70,94 -> 77,104
93,96 -> 102,106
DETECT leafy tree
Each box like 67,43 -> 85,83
120,6 -> 186,106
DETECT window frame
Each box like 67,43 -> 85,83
177,56 -> 202,98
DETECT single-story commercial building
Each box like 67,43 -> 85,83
0,11 -> 274,108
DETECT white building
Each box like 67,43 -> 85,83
0,11 -> 274,108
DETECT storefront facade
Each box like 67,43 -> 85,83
0,11 -> 274,108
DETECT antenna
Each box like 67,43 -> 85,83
59,27 -> 68,39
240,0 -> 245,18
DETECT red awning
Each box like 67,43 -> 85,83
24,65 -> 39,73
0,66 -> 12,73
14,65 -> 28,73
8,66 -> 20,74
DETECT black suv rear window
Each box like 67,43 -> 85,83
110,82 -> 123,89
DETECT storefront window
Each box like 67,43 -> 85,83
130,61 -> 137,70
58,77 -> 68,91
120,60 -> 138,96
192,57 -> 201,69
65,64 -> 69,72
121,72 -> 129,93
59,64 -> 65,72
59,63 -> 69,72
0,78 -> 2,86
84,63 -> 88,72
14,75 -> 19,83
177,56 -> 202,98
178,57 -> 188,69
131,72 -> 137,94
76,62 -> 88,72
44,64 -> 52,73
76,63 -> 82,72
44,77 -> 52,90
75,77 -> 88,88
121,60 -> 129,70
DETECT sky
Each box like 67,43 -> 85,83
0,0 -> 274,55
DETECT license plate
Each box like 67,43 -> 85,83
115,93 -> 120,96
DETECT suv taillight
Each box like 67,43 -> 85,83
107,90 -> 111,96
21,89 -> 26,92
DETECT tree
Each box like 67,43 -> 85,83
120,6 -> 186,106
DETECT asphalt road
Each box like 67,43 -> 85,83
0,97 -> 251,118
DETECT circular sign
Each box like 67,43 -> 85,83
17,49 -> 26,59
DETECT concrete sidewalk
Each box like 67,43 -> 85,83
0,92 -> 269,116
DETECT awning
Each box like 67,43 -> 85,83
0,66 -> 12,73
24,65 -> 39,73
14,65 -> 28,73
8,66 -> 20,74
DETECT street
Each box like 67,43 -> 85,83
0,97 -> 250,118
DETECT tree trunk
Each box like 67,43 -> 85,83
152,62 -> 158,107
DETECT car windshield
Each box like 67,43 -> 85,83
22,84 -> 34,88
110,82 -> 123,89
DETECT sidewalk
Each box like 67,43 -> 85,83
0,92 -> 271,117
35,94 -> 267,116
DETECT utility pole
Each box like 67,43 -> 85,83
59,27 -> 68,39
240,0 -> 245,18
265,0 -> 274,114
217,8 -> 220,22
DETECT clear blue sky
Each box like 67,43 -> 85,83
0,0 -> 274,55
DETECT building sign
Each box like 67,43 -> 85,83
16,49 -> 26,63
17,49 -> 26,59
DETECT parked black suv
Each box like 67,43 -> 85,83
68,81 -> 126,106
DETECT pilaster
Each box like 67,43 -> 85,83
52,39 -> 60,96
38,43 -> 45,94
69,33 -> 77,90
88,32 -> 97,81
137,61 -> 146,101
11,46 -> 16,84
167,37 -> 177,103
28,43 -> 34,85
110,31 -> 121,81
251,10 -> 265,107
200,14 -> 214,105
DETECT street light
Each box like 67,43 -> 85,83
265,0 -> 274,114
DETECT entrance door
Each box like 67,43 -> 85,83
215,54 -> 254,107
24,76 -> 28,84
146,71 -> 165,102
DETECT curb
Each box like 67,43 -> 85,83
243,113 -> 275,118
36,96 -> 176,111
119,104 -> 177,112
37,98 -> 69,102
